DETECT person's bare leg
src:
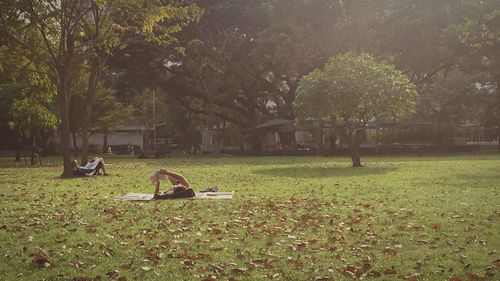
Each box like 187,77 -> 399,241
99,158 -> 107,175
92,157 -> 106,175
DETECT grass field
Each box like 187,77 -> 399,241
0,154 -> 499,281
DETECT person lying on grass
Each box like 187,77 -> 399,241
72,157 -> 107,177
150,168 -> 195,199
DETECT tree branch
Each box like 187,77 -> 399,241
27,0 -> 58,66
5,33 -> 55,71
174,96 -> 247,126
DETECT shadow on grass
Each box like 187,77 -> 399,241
426,167 -> 500,184
253,166 -> 398,178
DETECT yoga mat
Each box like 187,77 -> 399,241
116,192 -> 234,201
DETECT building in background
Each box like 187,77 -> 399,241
49,125 -> 146,155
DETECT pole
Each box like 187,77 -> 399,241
153,89 -> 157,154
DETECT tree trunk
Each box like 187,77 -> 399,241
15,139 -> 21,162
216,130 -> 225,154
102,127 -> 108,153
216,121 -> 227,154
30,136 -> 36,165
250,130 -> 262,151
72,131 -> 78,157
56,60 -> 75,177
283,83 -> 298,120
30,148 -> 35,165
81,125 -> 90,165
59,90 -> 74,177
316,121 -> 324,156
330,131 -> 337,154
24,148 -> 27,165
15,149 -> 21,162
144,126 -> 153,157
245,113 -> 261,152
495,72 -> 500,152
349,128 -> 363,167
81,61 -> 100,165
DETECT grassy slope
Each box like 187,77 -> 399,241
0,154 -> 498,281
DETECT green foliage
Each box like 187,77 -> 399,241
110,0 -> 201,46
92,87 -> 133,130
0,39 -> 52,90
0,82 -> 57,139
450,0 -> 500,52
296,53 -> 417,127
417,67 -> 496,127
69,85 -> 132,134
295,69 -> 331,123
2,0 -> 498,153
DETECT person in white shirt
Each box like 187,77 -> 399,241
71,157 -> 107,177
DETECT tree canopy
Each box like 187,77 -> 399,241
113,0 -> 497,138
296,52 -> 417,166
1,0 -> 499,165
1,0 -> 201,174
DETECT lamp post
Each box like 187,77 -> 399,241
153,89 -> 157,155
103,71 -> 118,153
111,71 -> 116,88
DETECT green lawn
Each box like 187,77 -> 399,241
0,154 -> 499,281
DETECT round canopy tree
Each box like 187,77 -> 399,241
296,52 -> 417,167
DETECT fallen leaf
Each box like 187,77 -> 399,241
106,270 -> 119,278
432,223 -> 442,231
314,276 -> 333,281
384,266 -> 397,275
32,251 -> 50,268
232,267 -> 248,274
85,226 -> 97,234
368,270 -> 381,277
467,274 -> 480,281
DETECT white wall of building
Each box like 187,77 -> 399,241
201,130 -> 218,152
67,133 -> 144,149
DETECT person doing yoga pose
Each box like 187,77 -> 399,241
150,168 -> 194,199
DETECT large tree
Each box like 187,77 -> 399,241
2,0 -> 91,176
416,67 -> 496,132
68,83 -> 133,155
0,82 -> 57,161
143,0 -> 343,149
0,36 -> 56,161
294,69 -> 332,155
109,0 -> 496,152
451,0 -> 500,149
78,0 -> 200,164
1,0 -> 201,175
296,52 -> 417,167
